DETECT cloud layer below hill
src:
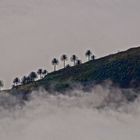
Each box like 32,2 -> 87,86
0,85 -> 140,140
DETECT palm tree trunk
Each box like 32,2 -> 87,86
64,61 -> 66,68
54,65 -> 56,71
88,56 -> 90,61
74,60 -> 76,66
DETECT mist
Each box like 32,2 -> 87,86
0,85 -> 140,140
1,0 -> 140,88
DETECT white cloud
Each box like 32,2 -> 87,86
0,85 -> 140,140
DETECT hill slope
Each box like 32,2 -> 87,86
11,46 -> 140,95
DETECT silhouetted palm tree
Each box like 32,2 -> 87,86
0,80 -> 4,91
37,69 -> 43,79
21,76 -> 27,85
76,60 -> 82,65
52,58 -> 59,71
21,76 -> 32,85
91,55 -> 95,60
42,70 -> 48,77
26,76 -> 31,83
29,72 -> 37,82
71,55 -> 77,66
61,54 -> 68,68
13,77 -> 20,86
85,50 -> 92,61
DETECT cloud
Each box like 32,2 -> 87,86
0,84 -> 140,140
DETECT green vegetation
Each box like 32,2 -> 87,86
40,47 -> 140,91
1,47 -> 139,98
29,72 -> 38,82
13,77 -> 20,86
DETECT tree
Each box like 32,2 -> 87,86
42,70 -> 48,77
0,80 -> 4,91
76,60 -> 82,65
85,50 -> 92,61
37,69 -> 43,79
61,54 -> 68,68
21,76 -> 27,85
52,58 -> 59,71
71,55 -> 77,66
91,55 -> 95,60
26,76 -> 31,83
21,76 -> 31,85
29,72 -> 37,82
13,77 -> 20,86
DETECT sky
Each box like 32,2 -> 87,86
0,0 -> 140,88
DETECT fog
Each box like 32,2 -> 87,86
0,0 -> 140,88
0,85 -> 140,140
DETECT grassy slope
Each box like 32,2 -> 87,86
10,46 -> 140,95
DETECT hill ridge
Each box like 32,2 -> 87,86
3,46 -> 140,98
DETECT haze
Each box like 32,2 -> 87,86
0,86 -> 140,140
0,0 -> 140,88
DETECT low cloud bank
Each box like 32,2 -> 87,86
0,84 -> 140,140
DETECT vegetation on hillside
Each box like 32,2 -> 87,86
9,49 -> 93,89
36,47 -> 140,92
1,47 -> 140,98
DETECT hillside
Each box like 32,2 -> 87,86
8,47 -> 140,99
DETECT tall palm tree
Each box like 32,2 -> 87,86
61,54 -> 68,68
70,55 -> 77,66
37,69 -> 43,79
29,72 -> 37,82
52,58 -> 59,71
85,50 -> 92,61
13,77 -> 20,86
0,80 -> 4,91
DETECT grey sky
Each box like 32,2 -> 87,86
0,0 -> 140,88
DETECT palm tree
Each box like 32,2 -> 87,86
0,80 -> 4,91
85,50 -> 92,61
52,58 -> 59,71
13,77 -> 20,86
29,72 -> 37,82
37,69 -> 43,79
42,70 -> 48,77
26,76 -> 31,84
61,54 -> 68,68
21,76 -> 31,85
91,55 -> 95,60
70,55 -> 77,66
76,60 -> 82,65
21,76 -> 27,85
